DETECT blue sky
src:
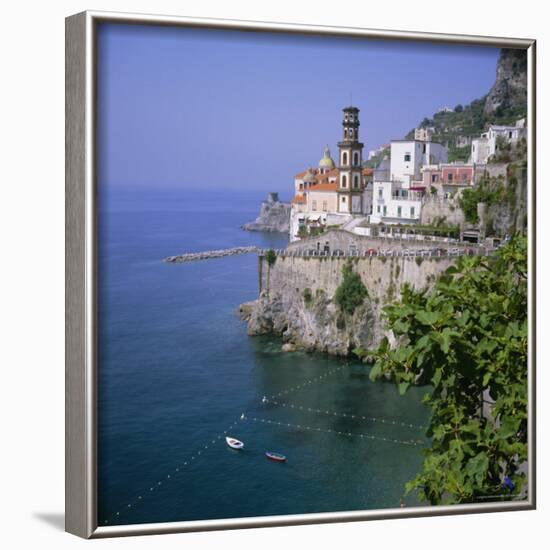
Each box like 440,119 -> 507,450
97,23 -> 499,194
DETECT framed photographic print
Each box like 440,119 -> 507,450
65,10 -> 536,538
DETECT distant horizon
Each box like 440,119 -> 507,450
97,23 -> 500,193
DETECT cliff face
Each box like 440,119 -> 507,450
241,255 -> 453,356
242,193 -> 291,233
487,164 -> 528,236
420,196 -> 465,227
484,49 -> 527,118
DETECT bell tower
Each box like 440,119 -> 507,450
337,106 -> 364,214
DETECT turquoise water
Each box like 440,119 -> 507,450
97,189 -> 431,526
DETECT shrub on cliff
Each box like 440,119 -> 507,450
265,249 -> 277,266
334,261 -> 368,315
364,235 -> 528,505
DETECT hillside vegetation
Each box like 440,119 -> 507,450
404,49 -> 527,162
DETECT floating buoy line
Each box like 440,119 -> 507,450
103,361 -> 427,525
269,363 -> 349,400
261,397 -> 425,431
103,418 -> 241,525
241,415 -> 425,447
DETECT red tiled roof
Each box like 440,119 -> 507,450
307,182 -> 338,192
315,168 -> 339,184
362,168 -> 374,176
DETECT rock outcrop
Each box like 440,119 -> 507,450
241,254 -> 453,356
242,192 -> 291,233
484,49 -> 527,118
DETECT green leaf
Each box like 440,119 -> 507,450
369,364 -> 382,381
432,369 -> 443,388
398,382 -> 410,395
415,310 -> 441,326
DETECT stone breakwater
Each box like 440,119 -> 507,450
164,246 -> 259,263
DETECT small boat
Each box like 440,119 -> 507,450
265,451 -> 286,462
225,437 -> 244,450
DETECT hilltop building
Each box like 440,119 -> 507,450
414,127 -> 434,142
470,120 -> 527,164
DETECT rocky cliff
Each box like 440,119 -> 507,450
484,49 -> 528,118
242,192 -> 291,233
241,255 -> 453,356
486,163 -> 528,236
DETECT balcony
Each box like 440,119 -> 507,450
391,191 -> 424,201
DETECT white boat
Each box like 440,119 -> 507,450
225,436 -> 244,450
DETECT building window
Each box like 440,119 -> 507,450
423,143 -> 426,153
341,174 -> 347,188
353,152 -> 359,166
431,174 -> 438,183
299,183 -> 303,190
341,196 -> 346,203
377,205 -> 381,213
342,152 -> 348,165
383,206 -> 387,216
312,200 -> 317,211
397,206 -> 402,217
462,173 -> 468,182
344,128 -> 348,138
378,188 -> 383,198
410,206 -> 415,217
404,153 -> 411,162
448,173 -> 453,182
322,201 -> 327,211
353,175 -> 359,188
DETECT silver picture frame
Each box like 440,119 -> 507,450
65,10 -> 537,539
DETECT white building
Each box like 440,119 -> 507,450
368,138 -> 448,225
470,120 -> 527,164
470,137 -> 491,164
389,140 -> 448,187
369,156 -> 423,224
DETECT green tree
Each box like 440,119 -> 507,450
334,261 -> 368,315
459,187 -> 481,223
264,249 -> 277,295
363,236 -> 528,505
265,249 -> 277,266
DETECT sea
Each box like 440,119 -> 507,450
97,187 -> 431,527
